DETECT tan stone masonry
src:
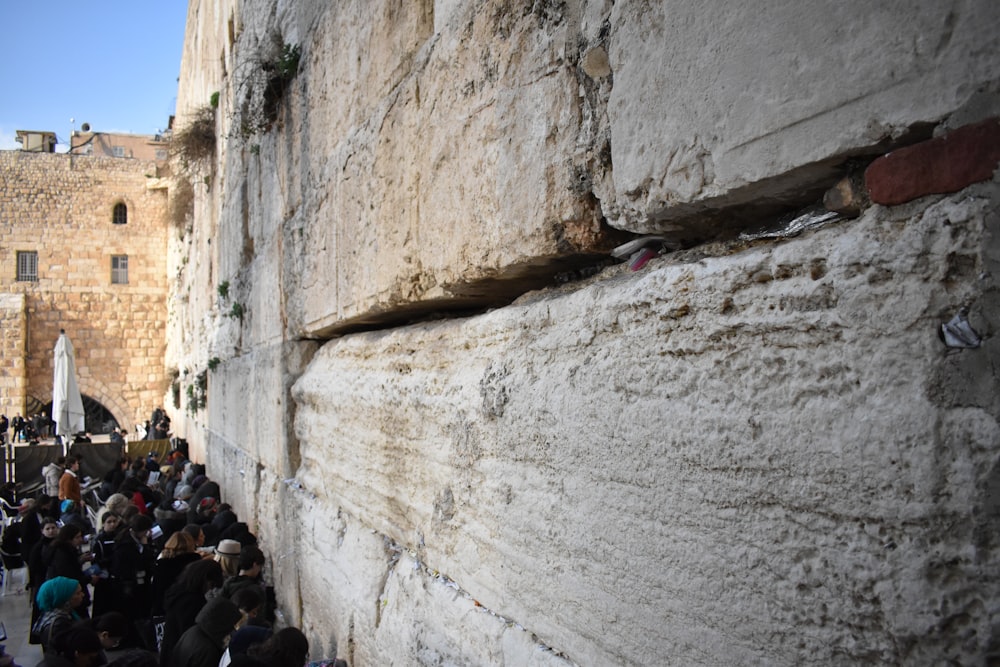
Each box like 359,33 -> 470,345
0,150 -> 172,429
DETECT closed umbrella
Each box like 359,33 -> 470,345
52,329 -> 85,442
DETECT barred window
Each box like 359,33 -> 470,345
113,202 -> 128,225
112,146 -> 126,158
16,251 -> 38,282
111,255 -> 128,284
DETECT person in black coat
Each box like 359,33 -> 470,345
150,532 -> 201,617
90,513 -> 123,618
43,524 -> 95,618
101,458 -> 130,500
229,627 -> 309,667
167,597 -> 242,667
19,495 -> 55,564
119,471 -> 161,515
110,515 -> 157,643
36,625 -> 103,667
160,559 -> 224,667
28,518 -> 60,628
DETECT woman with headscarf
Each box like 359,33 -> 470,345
32,576 -> 85,654
58,499 -> 92,535
99,494 -> 132,526
28,517 -> 61,633
44,524 -> 95,617
213,539 -> 242,578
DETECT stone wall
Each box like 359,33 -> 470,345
0,151 -> 172,429
171,1 -> 1000,664
0,293 -> 27,418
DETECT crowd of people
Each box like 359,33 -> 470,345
0,444 -> 345,667
0,412 -> 53,446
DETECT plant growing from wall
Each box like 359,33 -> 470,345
186,369 -> 209,413
171,104 -> 217,168
217,281 -> 230,299
229,302 -> 245,321
208,357 -> 221,371
210,91 -> 220,109
231,41 -> 301,138
170,369 -> 181,409
169,178 -> 195,230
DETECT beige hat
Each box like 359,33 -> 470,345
215,539 -> 242,557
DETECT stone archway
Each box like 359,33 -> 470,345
29,393 -> 121,435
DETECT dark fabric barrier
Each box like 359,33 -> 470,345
127,440 -> 172,464
13,445 -> 64,494
68,443 -> 124,484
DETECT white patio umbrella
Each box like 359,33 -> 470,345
52,329 -> 85,441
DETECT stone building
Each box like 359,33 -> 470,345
70,127 -> 172,161
170,1 -> 1000,665
0,145 -> 172,434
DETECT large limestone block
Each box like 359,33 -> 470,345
220,1 -> 615,337
276,485 -> 575,666
602,0 -> 1000,232
293,182 -> 1000,665
207,340 -> 318,474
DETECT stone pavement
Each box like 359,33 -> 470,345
0,575 -> 41,666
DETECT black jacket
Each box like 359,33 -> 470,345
168,597 -> 242,667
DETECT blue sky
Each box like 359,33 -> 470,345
0,2 -> 190,151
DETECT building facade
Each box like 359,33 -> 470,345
0,145 -> 172,434
70,128 -> 172,161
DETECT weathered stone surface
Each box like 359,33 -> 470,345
288,183 -> 1000,665
172,1 -> 1000,339
603,1 -> 1000,234
168,1 -> 1000,664
205,340 -> 317,473
866,117 -> 1000,205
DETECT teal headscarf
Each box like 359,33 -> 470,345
35,576 -> 81,613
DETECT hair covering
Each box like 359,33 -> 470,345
198,497 -> 217,513
212,510 -> 238,532
36,576 -> 81,612
216,539 -> 242,557
174,484 -> 195,500
105,493 -> 131,514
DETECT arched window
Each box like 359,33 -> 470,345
112,202 -> 128,225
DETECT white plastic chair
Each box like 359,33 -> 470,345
0,497 -> 18,528
0,530 -> 26,596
